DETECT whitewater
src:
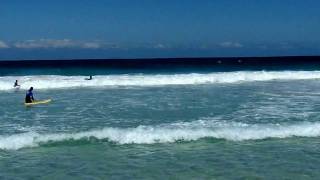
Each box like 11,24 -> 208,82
1,121 -> 320,150
1,70 -> 320,90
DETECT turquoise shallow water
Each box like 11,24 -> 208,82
1,69 -> 320,179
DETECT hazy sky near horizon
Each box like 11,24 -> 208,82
0,0 -> 320,59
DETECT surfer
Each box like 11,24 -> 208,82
25,87 -> 35,103
13,80 -> 20,87
85,75 -> 93,80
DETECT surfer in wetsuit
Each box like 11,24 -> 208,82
85,75 -> 93,80
13,80 -> 20,87
25,87 -> 34,103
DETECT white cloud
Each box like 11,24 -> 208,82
278,42 -> 294,49
0,40 -> 9,48
153,43 -> 166,49
219,41 -> 243,48
82,42 -> 101,49
14,39 -> 72,49
13,39 -> 105,49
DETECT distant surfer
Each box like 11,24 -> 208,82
85,75 -> 93,80
13,80 -> 20,88
25,87 -> 35,103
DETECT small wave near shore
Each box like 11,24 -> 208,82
1,120 -> 320,150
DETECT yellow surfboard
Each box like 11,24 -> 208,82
24,99 -> 52,106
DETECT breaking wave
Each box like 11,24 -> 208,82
1,121 -> 320,150
1,70 -> 320,91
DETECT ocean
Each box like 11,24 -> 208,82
1,57 -> 320,179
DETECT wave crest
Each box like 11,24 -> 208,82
1,121 -> 320,150
1,71 -> 320,90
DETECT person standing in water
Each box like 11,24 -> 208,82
85,75 -> 93,80
25,87 -> 35,103
13,80 -> 20,87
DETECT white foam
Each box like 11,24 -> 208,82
1,70 -> 320,91
1,121 -> 320,150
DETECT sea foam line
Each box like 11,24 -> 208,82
1,121 -> 320,150
1,70 -> 320,90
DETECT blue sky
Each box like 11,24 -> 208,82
0,0 -> 320,59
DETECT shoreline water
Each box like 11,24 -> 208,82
1,60 -> 320,179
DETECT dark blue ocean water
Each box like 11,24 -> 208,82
1,61 -> 320,179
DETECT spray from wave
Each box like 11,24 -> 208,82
1,121 -> 320,150
1,71 -> 320,91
